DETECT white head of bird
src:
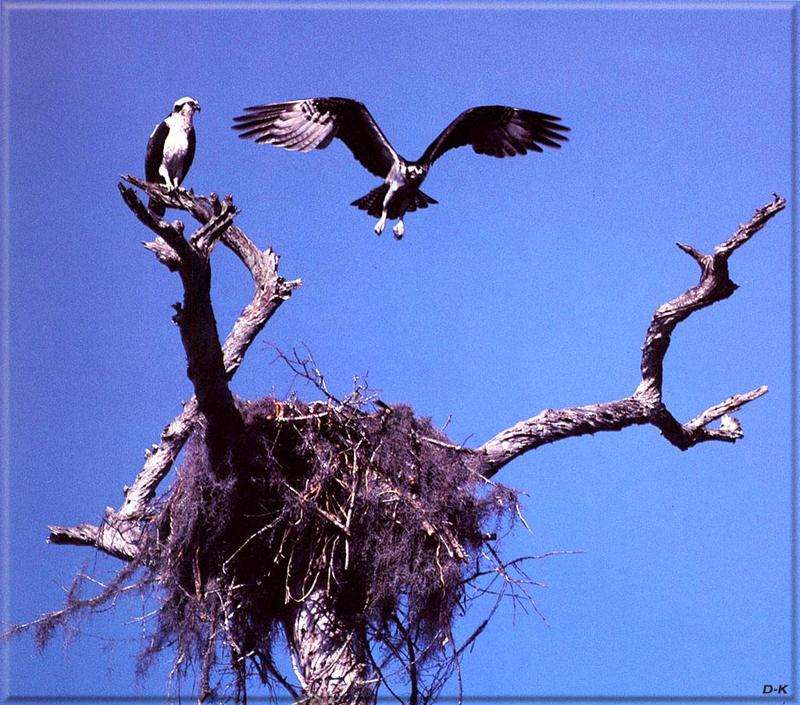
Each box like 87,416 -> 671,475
173,97 -> 201,116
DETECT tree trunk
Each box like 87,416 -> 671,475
42,182 -> 785,703
288,588 -> 377,704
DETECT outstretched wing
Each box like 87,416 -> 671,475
421,106 -> 570,165
145,119 -> 169,183
232,97 -> 398,178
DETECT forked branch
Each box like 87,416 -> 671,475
48,180 -> 302,556
38,188 -> 785,705
48,192 -> 785,557
477,195 -> 784,477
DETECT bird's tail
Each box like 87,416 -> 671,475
148,197 -> 166,218
407,189 -> 438,213
350,186 -> 438,217
350,184 -> 388,217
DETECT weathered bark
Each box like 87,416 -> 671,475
476,195 -> 783,477
49,179 -> 301,557
45,186 -> 785,702
118,185 -> 241,447
287,589 -> 377,704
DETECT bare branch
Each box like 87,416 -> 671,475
716,193 -> 785,257
50,181 -> 301,557
48,507 -> 140,562
190,196 -> 237,253
119,397 -> 200,520
118,183 -> 191,261
478,399 -> 650,476
142,236 -> 181,270
120,182 -> 240,449
477,195 -> 784,477
47,523 -> 100,546
685,386 -> 768,433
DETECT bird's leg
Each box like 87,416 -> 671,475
158,165 -> 176,191
392,219 -> 405,240
375,180 -> 400,236
374,211 -> 387,236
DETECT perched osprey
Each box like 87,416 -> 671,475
145,97 -> 201,216
232,97 -> 569,239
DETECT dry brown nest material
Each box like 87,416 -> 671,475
15,376 -> 543,703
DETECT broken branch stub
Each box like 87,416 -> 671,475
48,181 -> 301,554
38,185 -> 784,704
477,195 -> 784,477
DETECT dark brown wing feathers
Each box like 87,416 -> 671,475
145,120 -> 170,183
184,128 -> 196,177
421,106 -> 570,165
232,97 -> 398,178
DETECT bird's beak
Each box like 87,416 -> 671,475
194,103 -> 202,112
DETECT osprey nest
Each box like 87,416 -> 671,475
34,382 -> 521,699
19,180 -> 544,703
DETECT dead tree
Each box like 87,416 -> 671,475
24,177 -> 784,703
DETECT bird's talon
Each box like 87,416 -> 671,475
146,96 -> 200,211
231,96 -> 570,240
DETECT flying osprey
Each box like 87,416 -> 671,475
232,97 -> 569,239
145,97 -> 201,216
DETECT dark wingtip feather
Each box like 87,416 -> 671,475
242,101 -> 303,114
235,127 -> 268,139
536,135 -> 566,149
533,111 -> 563,122
242,104 -> 281,112
543,120 -> 571,133
541,126 -> 571,138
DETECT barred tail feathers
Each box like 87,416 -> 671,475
406,189 -> 438,213
350,184 -> 388,217
351,186 -> 438,218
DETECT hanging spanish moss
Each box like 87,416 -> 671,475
22,375 -> 528,703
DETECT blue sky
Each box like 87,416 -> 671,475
1,1 -> 795,702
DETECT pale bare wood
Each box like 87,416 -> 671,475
288,588 -> 378,704
43,187 -> 784,705
477,195 -> 785,477
47,181 -> 301,555
48,193 -> 785,552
